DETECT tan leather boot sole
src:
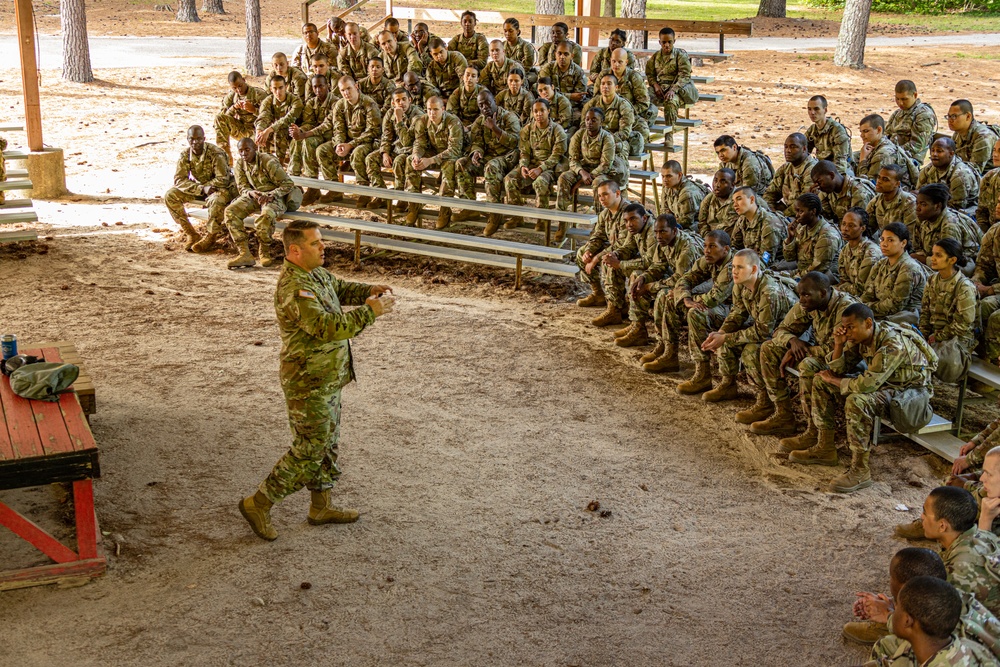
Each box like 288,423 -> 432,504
238,496 -> 277,541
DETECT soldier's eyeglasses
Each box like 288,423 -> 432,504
944,113 -> 967,120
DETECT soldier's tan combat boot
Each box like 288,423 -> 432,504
307,490 -> 360,525
238,491 -> 277,541
788,428 -> 839,466
894,518 -> 926,540
678,361 -> 713,395
228,240 -> 257,269
318,190 -> 343,203
750,398 -> 798,436
436,207 -> 452,230
553,221 -> 567,244
258,240 -> 278,268
643,343 -> 680,373
405,202 -> 422,226
451,208 -> 478,223
829,451 -> 873,493
534,219 -> 546,232
703,375 -> 740,403
615,321 -> 649,347
591,305 -> 623,327
503,216 -> 521,230
366,197 -> 384,210
301,187 -> 320,206
641,340 -> 665,364
778,425 -> 819,454
191,232 -> 221,253
178,219 -> 202,250
842,621 -> 888,645
483,214 -> 502,236
736,390 -> 774,424
576,290 -> 606,308
355,195 -> 372,209
613,322 -> 634,338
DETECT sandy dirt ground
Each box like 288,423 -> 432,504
0,45 -> 999,665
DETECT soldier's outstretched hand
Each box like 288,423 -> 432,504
366,294 -> 396,317
369,284 -> 393,297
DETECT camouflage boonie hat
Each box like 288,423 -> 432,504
9,362 -> 79,402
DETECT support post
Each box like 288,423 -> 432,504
578,0 -> 601,70
14,0 -> 43,152
514,256 -> 523,290
720,32 -> 725,54
354,229 -> 362,265
955,375 -> 968,437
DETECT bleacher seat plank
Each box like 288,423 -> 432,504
699,93 -> 725,103
893,429 -> 964,463
0,125 -> 24,133
0,230 -> 36,243
0,211 -> 39,225
0,199 -> 32,209
0,180 -> 33,192
970,358 -> 1000,391
2,150 -> 29,160
6,169 -> 28,179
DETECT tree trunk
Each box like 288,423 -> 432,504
176,0 -> 201,22
833,0 -> 872,69
756,0 -> 786,18
202,0 -> 225,14
620,0 -> 647,50
245,0 -> 263,76
61,0 -> 93,83
603,0 -> 615,18
535,0 -> 563,44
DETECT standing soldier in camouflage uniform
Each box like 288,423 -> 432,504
583,72 -> 639,160
812,160 -> 876,225
539,42 -> 589,128
861,223 -> 927,325
401,71 -> 440,111
912,184 -> 982,267
608,48 -> 655,148
365,87 -> 424,209
496,67 -> 534,126
292,23 -> 338,70
730,186 -> 787,267
358,56 -> 396,113
214,71 -> 269,164
948,99 -> 1000,174
536,22 -> 583,68
535,77 -> 575,136
482,40 -> 516,96
447,11 -> 490,70
238,219 -> 395,541
781,192 -> 843,279
588,30 -> 638,86
700,248 -> 798,403
447,66 -> 486,130
338,22 -> 380,83
315,76 -> 382,207
646,27 -> 698,157
974,218 -> 1000,365
377,30 -> 423,83
857,114 -> 918,188
504,99 -> 567,229
805,95 -> 852,176
763,133 -> 817,216
290,75 -> 336,206
501,18 -> 536,83
574,180 -> 632,327
405,96 -> 464,228
977,142 -> 1000,231
918,138 -> 981,217
698,168 -> 740,240
254,75 -> 303,165
556,108 -> 625,230
661,161 -> 709,231
867,164 -> 919,233
921,238 -> 978,360
837,208 -> 882,297
714,135 -> 773,195
165,125 -> 234,251
426,37 -> 468,100
887,80 -> 938,164
269,52 -> 308,100
615,207 -> 671,348
225,139 -> 297,269
452,90 -> 521,236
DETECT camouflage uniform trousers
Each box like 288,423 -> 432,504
404,160 -> 457,195
504,168 -> 559,208
718,340 -> 765,387
811,378 -> 901,454
981,295 -> 1000,361
213,113 -> 254,156
627,131 -> 645,159
164,187 -> 233,236
556,172 -> 613,211
759,338 -> 828,421
365,151 -> 409,190
659,298 -> 730,360
627,288 -> 655,323
316,141 -> 376,186
260,386 -> 343,502
576,251 -> 627,310
225,194 -> 287,245
650,83 -> 698,136
260,131 -> 292,166
288,136 -> 325,177
454,152 -> 518,202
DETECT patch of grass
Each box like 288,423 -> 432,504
953,51 -> 1000,60
808,53 -> 832,60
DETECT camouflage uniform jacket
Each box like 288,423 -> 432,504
538,61 -> 588,99
974,223 -> 1000,288
589,48 -> 639,82
783,217 -> 843,278
674,250 -> 735,308
720,270 -> 799,348
330,25 -> 372,52
324,93 -> 382,145
496,88 -> 535,126
978,169 -> 1000,231
255,93 -> 304,134
914,207 -> 981,259
412,112 -> 465,164
304,78 -> 343,105
447,84 -> 487,126
867,189 -> 919,233
537,40 -> 583,68
772,289 -> 857,351
518,121 -> 567,171
644,48 -> 693,88
569,128 -> 615,176
221,84 -> 269,125
234,151 -> 294,197
379,104 -> 425,157
383,42 -> 424,81
734,206 -> 787,267
292,39 -> 338,70
482,58 -> 516,96
872,636 -> 998,667
426,51 -> 468,97
504,37 -> 537,72
337,42 -> 381,82
955,589 -> 1000,660
827,320 -> 934,395
858,136 -> 916,187
173,143 -> 233,195
837,238 -> 882,297
619,218 -> 667,281
955,120 -> 1000,174
448,32 -> 490,70
544,92 -> 574,131
652,230 -> 704,292
763,155 -> 817,214
966,417 -> 1000,468
722,147 -> 772,195
663,177 -> 710,231
887,100 -> 938,162
582,94 -> 635,158
270,66 -> 309,100
407,82 -> 440,111
275,260 -> 375,393
581,197 -> 632,257
920,270 -> 977,347
467,107 -> 521,160
300,93 -> 337,142
820,175 -> 876,224
611,68 -> 653,120
860,254 -> 926,318
917,156 -> 982,215
806,118 -> 852,174
698,191 -> 739,241
358,75 -> 396,113
943,527 -> 1000,616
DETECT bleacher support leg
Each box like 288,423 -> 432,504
955,375 -> 968,437
544,220 -> 552,247
515,256 -> 523,290
354,230 -> 362,266
682,107 -> 691,174
387,200 -> 394,224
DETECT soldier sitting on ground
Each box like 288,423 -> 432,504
763,132 -> 817,217
837,207 -> 882,297
811,159 -> 876,225
948,99 -> 1000,175
714,135 -> 773,195
860,223 -> 927,326
886,79 -> 938,164
214,71 -> 268,165
917,137 -> 981,218
165,125 -> 235,252
805,95 -> 852,176
574,180 -> 632,327
698,168 -> 740,240
856,113 -> 917,188
660,160 -> 709,232
779,192 -> 842,280
866,164 -> 918,233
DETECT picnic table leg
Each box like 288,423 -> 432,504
0,500 -> 79,563
515,256 -> 523,290
354,230 -> 362,267
73,480 -> 99,560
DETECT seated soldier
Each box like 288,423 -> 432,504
538,42 -> 589,127
698,168 -> 740,240
501,18 -> 537,81
607,47 -> 655,149
867,164 -> 918,234
574,180 -> 633,327
805,95 -> 852,176
401,71 -> 439,111
269,52 -> 308,100
504,99 -> 567,230
917,137 -> 981,217
225,138 -> 296,269
358,56 -> 395,113
887,80 -> 939,164
328,16 -> 371,52
714,135 -> 773,195
556,108 -> 627,223
912,184 -> 981,270
409,22 -> 435,69
426,37 -> 468,100
292,22 -> 338,70
646,27 -> 698,154
536,22 -> 583,68
365,87 -> 425,208
453,89 -> 521,236
214,71 -> 268,164
404,96 -> 464,228
447,65 -> 485,130
660,160 -> 709,232
763,133 -> 817,216
860,223 -> 926,326
447,11 -> 489,71
610,204 -> 660,347
303,53 -> 341,104
254,74 -> 303,166
837,207 -> 883,297
482,40 -> 516,96
315,76 -> 383,207
583,72 -> 639,160
338,22 -> 380,83
750,272 -> 857,437
588,30 -> 638,86
806,303 -> 936,492
290,75 -> 336,204
974,219 -> 1000,366
165,125 -> 234,251
811,159 -> 876,225
536,77 -> 574,136
496,67 -> 534,126
857,113 -> 918,188
978,142 -> 1000,231
780,192 -> 842,279
699,248 -> 798,403
948,99 -> 1000,175
730,186 -> 787,268
383,16 -> 408,44
920,237 -> 978,364
378,29 -> 423,84
978,447 -> 1000,533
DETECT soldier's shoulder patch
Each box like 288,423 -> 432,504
298,289 -> 317,299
